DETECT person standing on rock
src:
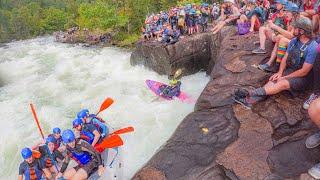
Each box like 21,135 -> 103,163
305,98 -> 320,178
233,17 -> 318,109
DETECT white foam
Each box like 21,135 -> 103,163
0,37 -> 209,179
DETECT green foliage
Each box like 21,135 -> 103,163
41,8 -> 67,33
77,1 -> 128,30
0,0 -> 208,44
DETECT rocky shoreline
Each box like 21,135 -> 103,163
130,27 -> 320,180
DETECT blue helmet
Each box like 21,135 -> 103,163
72,118 -> 83,128
46,136 -> 56,144
285,2 -> 300,13
53,127 -> 61,134
21,147 -> 32,159
275,0 -> 287,5
62,129 -> 75,144
77,109 -> 89,119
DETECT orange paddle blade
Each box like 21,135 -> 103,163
112,126 -> 134,135
95,135 -> 123,153
96,98 -> 114,115
32,150 -> 42,159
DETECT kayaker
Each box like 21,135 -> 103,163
18,147 -> 51,180
160,69 -> 182,98
77,109 -> 109,138
73,118 -> 102,147
56,129 -> 104,180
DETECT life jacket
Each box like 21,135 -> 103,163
89,114 -> 105,123
287,38 -> 314,70
88,115 -> 106,135
67,145 -> 92,165
44,158 -> 53,168
23,161 -> 43,180
80,130 -> 95,144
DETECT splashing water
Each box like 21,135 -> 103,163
0,37 -> 209,179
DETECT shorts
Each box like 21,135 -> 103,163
74,160 -> 99,176
254,19 -> 261,31
284,68 -> 313,92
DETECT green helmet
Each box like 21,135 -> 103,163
292,17 -> 313,36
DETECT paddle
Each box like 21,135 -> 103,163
29,103 -> 59,171
111,126 -> 134,136
94,127 -> 134,153
96,98 -> 114,116
30,104 -> 45,139
95,134 -> 123,153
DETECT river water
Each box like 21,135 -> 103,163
0,37 -> 209,179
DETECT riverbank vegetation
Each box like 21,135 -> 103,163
0,0 -> 211,46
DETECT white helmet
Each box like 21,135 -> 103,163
224,0 -> 235,4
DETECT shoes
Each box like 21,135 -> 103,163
252,48 -> 267,54
306,131 -> 320,149
303,93 -> 319,110
308,163 -> 320,179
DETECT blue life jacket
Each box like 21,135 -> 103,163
23,161 -> 43,180
71,151 -> 91,165
80,130 -> 95,144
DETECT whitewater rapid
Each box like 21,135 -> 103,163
0,37 -> 209,179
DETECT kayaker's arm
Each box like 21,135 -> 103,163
80,141 -> 103,166
91,130 -> 101,147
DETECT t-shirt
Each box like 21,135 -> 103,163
271,12 -> 289,30
287,38 -> 318,66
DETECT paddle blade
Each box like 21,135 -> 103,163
32,150 -> 42,159
112,126 -> 134,135
96,98 -> 114,115
95,135 -> 123,153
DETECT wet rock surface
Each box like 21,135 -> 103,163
132,27 -> 320,180
130,29 -> 229,76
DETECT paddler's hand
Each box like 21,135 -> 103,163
98,165 -> 105,176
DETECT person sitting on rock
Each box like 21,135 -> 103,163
252,0 -> 290,54
233,17 -> 318,109
302,44 -> 320,109
212,0 -> 241,35
237,0 -> 265,33
305,98 -> 320,179
258,2 -> 301,72
301,0 -> 320,34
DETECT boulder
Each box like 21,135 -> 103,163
132,27 -> 320,180
130,29 -> 233,76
